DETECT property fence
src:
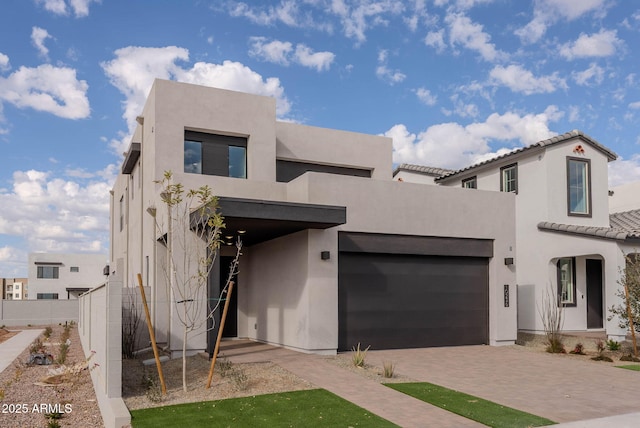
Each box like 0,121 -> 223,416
78,280 -> 131,428
0,299 -> 78,326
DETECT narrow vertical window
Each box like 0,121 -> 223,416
500,164 -> 517,193
557,258 -> 576,306
567,158 -> 591,216
228,146 -> 247,178
119,196 -> 124,231
184,140 -> 202,174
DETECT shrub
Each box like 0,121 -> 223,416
56,343 -> 69,364
43,327 -> 53,339
382,361 -> 395,378
29,338 -> 45,354
606,339 -> 621,351
569,343 -> 585,355
595,339 -> 605,354
351,343 -> 370,368
620,354 -> 640,362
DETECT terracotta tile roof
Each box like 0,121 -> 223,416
392,163 -> 454,178
436,130 -> 617,183
538,209 -> 640,241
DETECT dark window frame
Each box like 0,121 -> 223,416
37,293 -> 59,300
70,266 -> 79,273
462,176 -> 477,189
37,266 -> 59,279
566,157 -> 592,217
557,257 -> 577,307
500,163 -> 518,194
184,130 -> 248,179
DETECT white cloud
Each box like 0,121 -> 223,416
629,102 -> 640,109
249,37 -> 335,71
329,0 -> 404,44
445,12 -> 506,62
375,49 -> 406,84
424,29 -> 446,53
489,64 -> 567,95
387,106 -> 561,169
0,64 -> 90,119
294,44 -> 335,72
31,27 -> 52,59
559,29 -> 623,60
249,37 -> 293,65
515,0 -> 610,44
35,0 -> 98,17
226,1 -> 333,33
572,63 -> 604,86
0,168 -> 111,266
0,52 -> 10,71
608,154 -> 640,187
102,46 -> 291,155
415,87 -> 437,106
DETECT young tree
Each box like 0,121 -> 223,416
608,252 -> 640,356
153,171 -> 241,391
538,284 -> 565,353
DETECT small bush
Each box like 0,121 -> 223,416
216,355 -> 233,377
230,366 -> 249,390
382,361 -> 395,378
620,354 -> 640,362
30,337 -> 45,354
141,371 -> 162,403
545,337 -> 565,354
595,339 -> 605,354
569,342 -> 585,355
56,343 -> 69,364
351,343 -> 370,368
591,355 -> 613,362
43,327 -> 53,339
606,339 -> 621,351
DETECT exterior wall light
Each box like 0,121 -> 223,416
321,251 -> 331,260
504,257 -> 514,265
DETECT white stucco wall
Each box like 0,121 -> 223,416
610,181 -> 640,213
28,253 -> 108,300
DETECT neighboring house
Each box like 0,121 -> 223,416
398,131 -> 639,340
28,253 -> 108,300
393,164 -> 453,184
1,278 -> 28,300
610,181 -> 640,213
110,79 -> 518,357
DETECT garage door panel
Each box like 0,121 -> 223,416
338,252 -> 489,350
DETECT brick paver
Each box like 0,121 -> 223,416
220,341 -> 640,426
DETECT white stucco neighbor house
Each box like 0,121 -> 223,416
28,253 -> 108,300
396,131 -> 640,340
109,79 -> 519,357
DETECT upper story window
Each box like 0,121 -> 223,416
37,266 -> 59,279
500,164 -> 518,193
70,266 -> 79,273
567,157 -> 591,216
119,196 -> 124,231
462,176 -> 477,189
184,131 -> 247,179
557,257 -> 576,307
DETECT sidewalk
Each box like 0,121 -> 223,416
0,329 -> 43,373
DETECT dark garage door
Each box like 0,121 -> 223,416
338,252 -> 489,351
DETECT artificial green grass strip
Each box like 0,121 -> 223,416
130,388 -> 398,428
386,382 -> 556,428
616,364 -> 640,371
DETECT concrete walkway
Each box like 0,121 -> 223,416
0,329 -> 43,373
220,340 -> 640,427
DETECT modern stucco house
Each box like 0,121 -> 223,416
109,79 -> 518,357
28,253 -> 108,299
396,131 -> 640,340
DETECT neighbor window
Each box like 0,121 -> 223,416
462,177 -> 477,189
37,266 -> 59,279
37,293 -> 59,300
184,131 -> 247,178
567,158 -> 591,216
500,164 -> 518,193
70,266 -> 79,272
119,195 -> 124,231
557,258 -> 576,306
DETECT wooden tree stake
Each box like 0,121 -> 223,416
206,281 -> 234,389
137,273 -> 167,394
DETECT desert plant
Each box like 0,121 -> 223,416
216,355 -> 233,377
141,371 -> 162,403
538,285 -> 565,353
57,343 -> 69,364
591,339 -> 613,361
29,337 -> 45,354
122,291 -> 142,359
608,252 -> 640,356
595,339 -> 605,354
569,342 -> 585,355
351,343 -> 370,367
229,366 -> 249,390
382,361 -> 395,378
606,339 -> 621,351
620,353 -> 640,362
45,412 -> 63,428
43,326 -> 53,339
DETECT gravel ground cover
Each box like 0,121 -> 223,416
0,324 -> 103,428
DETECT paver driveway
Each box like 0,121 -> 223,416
221,340 -> 640,427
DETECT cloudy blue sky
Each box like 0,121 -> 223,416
1,0 -> 640,276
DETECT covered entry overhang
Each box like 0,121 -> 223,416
192,196 -> 347,246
